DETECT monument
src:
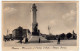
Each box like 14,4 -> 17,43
32,4 -> 39,36
28,4 -> 48,43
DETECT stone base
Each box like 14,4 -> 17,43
32,32 -> 39,36
28,36 -> 49,43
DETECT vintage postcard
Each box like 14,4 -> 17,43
2,1 -> 79,51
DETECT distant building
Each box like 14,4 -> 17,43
41,34 -> 46,37
46,35 -> 56,40
12,26 -> 31,40
8,34 -> 12,39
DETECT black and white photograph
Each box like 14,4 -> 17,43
2,2 -> 78,47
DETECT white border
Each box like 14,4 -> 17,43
0,1 -> 79,51
79,1 -> 80,51
0,0 -> 2,51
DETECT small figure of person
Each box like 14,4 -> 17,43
19,37 -> 23,43
39,38 -> 40,43
4,38 -> 6,42
25,37 -> 28,43
57,37 -> 60,44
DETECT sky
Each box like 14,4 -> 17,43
3,3 -> 77,35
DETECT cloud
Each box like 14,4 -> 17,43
62,10 -> 76,21
62,10 -> 77,28
3,7 -> 17,14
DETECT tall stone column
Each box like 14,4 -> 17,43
32,4 -> 39,35
32,4 -> 37,24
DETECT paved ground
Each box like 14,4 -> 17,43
4,40 -> 77,46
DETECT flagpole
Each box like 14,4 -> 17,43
48,25 -> 50,35
7,29 -> 9,35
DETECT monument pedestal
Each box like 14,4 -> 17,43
32,32 -> 39,36
28,36 -> 39,43
28,35 -> 49,43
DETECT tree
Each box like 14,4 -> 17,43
66,32 -> 72,39
60,33 -> 65,39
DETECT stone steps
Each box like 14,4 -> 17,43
28,36 -> 49,43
